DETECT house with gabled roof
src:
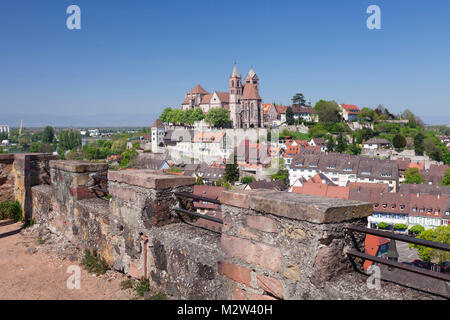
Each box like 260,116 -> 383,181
339,104 -> 360,121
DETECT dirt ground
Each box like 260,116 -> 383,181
0,219 -> 135,300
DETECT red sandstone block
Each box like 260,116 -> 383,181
256,275 -> 283,299
250,293 -> 277,300
221,235 -> 282,272
128,263 -> 142,278
246,216 -> 278,233
109,185 -> 137,202
69,187 -> 95,200
218,261 -> 251,286
233,286 -> 248,300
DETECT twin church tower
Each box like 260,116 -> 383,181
181,64 -> 264,129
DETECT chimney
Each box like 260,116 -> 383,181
417,193 -> 420,198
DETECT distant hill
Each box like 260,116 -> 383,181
1,113 -> 159,128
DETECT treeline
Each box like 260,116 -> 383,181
160,107 -> 230,127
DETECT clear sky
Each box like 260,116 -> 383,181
1,0 -> 449,126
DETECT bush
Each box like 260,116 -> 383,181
377,222 -> 390,230
81,250 -> 109,275
0,201 -> 23,221
409,225 -> 425,235
134,277 -> 150,297
393,223 -> 408,231
241,176 -> 255,184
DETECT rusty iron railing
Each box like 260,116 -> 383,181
346,224 -> 450,283
173,192 -> 224,233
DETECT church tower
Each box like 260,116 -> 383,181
242,67 -> 263,128
229,63 -> 243,128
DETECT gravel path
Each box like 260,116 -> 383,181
0,220 -> 134,300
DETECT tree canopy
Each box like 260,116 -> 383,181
205,108 -> 230,127
404,167 -> 425,184
314,100 -> 341,123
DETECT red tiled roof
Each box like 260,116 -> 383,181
364,235 -> 389,270
341,104 -> 360,114
275,105 -> 288,115
408,162 -> 425,171
201,94 -> 212,104
214,91 -> 230,103
152,118 -> 164,128
193,132 -> 225,143
190,84 -> 209,94
242,83 -> 261,100
263,103 -> 272,115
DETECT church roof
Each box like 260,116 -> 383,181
214,91 -> 230,103
190,84 -> 209,95
245,67 -> 258,81
231,64 -> 240,77
201,94 -> 212,104
242,83 -> 261,100
152,119 -> 164,128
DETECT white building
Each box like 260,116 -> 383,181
0,125 -> 10,135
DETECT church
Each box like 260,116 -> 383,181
181,64 -> 264,129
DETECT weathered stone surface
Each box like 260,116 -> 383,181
221,190 -> 372,223
233,286 -> 247,300
221,234 -> 282,272
250,293 -> 277,300
283,265 -> 301,281
246,215 -> 278,233
256,274 -> 283,299
219,261 -> 251,286
49,160 -> 107,173
108,170 -> 195,190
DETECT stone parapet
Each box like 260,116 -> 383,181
220,190 -> 372,223
0,154 -> 15,202
219,190 -> 373,300
108,169 -> 195,190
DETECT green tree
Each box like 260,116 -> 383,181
292,93 -> 306,107
414,132 -> 425,156
111,139 -> 127,155
225,154 -> 239,183
326,135 -> 335,152
393,223 -> 408,231
196,176 -> 204,185
377,222 -> 390,230
393,134 -> 407,149
440,169 -> 450,186
241,176 -> 255,184
314,100 -> 341,123
404,167 -> 425,184
205,108 -> 230,127
409,225 -> 450,264
409,225 -> 425,236
42,126 -> 55,143
335,133 -> 347,153
358,107 -> 377,122
160,107 -> 173,123
285,106 -> 294,125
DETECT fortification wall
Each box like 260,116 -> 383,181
22,159 -> 441,300
0,154 -> 15,202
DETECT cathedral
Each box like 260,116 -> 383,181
181,64 -> 264,129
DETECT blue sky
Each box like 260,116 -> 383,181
0,0 -> 449,126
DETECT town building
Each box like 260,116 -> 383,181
289,153 -> 399,191
338,104 -> 360,121
151,119 -> 166,152
181,64 -> 264,129
290,106 -> 319,122
363,138 -> 392,150
0,125 -> 10,135
309,138 -> 327,152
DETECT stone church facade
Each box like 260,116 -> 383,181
181,64 -> 264,129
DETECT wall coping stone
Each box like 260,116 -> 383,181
15,153 -> 59,161
50,160 -> 108,173
219,190 -> 373,224
108,169 -> 196,190
0,154 -> 15,161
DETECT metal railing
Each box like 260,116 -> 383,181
90,174 -> 109,199
346,224 -> 450,283
173,192 -> 224,232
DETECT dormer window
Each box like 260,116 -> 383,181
391,205 -> 396,209
435,209 -> 440,214
343,168 -> 352,172
420,208 -> 424,213
382,204 -> 387,208
413,207 -> 417,212
362,171 -> 371,175
374,203 -> 379,208
400,205 -> 405,210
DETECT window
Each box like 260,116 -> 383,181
420,208 -> 424,213
383,204 -> 387,208
400,205 -> 405,210
413,207 -> 417,212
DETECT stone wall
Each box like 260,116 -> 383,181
0,154 -> 15,202
14,153 -> 59,219
217,190 -> 373,300
24,159 -> 443,300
